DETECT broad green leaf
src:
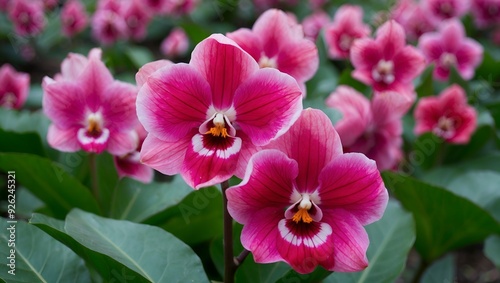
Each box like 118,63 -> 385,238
0,109 -> 50,145
94,153 -> 119,214
30,214 -> 145,283
109,176 -> 192,222
383,172 -> 500,262
0,129 -> 46,157
125,46 -> 155,69
410,132 -> 443,170
420,254 -> 455,283
446,171 -> 500,221
336,69 -> 369,94
10,188 -> 44,219
276,267 -> 331,283
484,235 -> 500,269
0,153 -> 100,218
421,152 -> 500,188
0,219 -> 90,283
160,186 -> 223,245
415,65 -> 435,98
65,209 -> 209,283
324,200 -> 416,283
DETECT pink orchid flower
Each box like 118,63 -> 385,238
422,0 -> 470,24
324,5 -> 371,60
122,0 -> 151,41
43,48 -> 139,155
252,0 -> 299,11
301,11 -> 329,42
0,64 -> 30,110
326,86 -> 409,170
414,84 -> 477,144
114,124 -> 153,183
418,19 -> 483,81
8,0 -> 46,36
227,109 -> 388,274
160,27 -> 189,58
226,9 -> 318,95
351,20 -> 426,93
391,0 -> 435,42
136,35 -> 303,189
61,0 -> 88,37
91,6 -> 127,45
164,0 -> 198,15
471,0 -> 500,28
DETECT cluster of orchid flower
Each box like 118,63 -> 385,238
0,0 -> 494,277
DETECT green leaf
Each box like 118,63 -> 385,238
11,188 -> 44,219
448,66 -> 470,94
445,171 -> 500,221
383,172 -> 500,262
0,153 -> 100,218
64,209 -> 209,283
0,109 -> 50,145
337,69 -> 369,94
276,267 -> 331,283
0,219 -> 90,283
0,129 -> 46,157
125,46 -> 155,69
421,152 -> 500,187
109,176 -> 192,222
324,200 -> 416,283
160,186 -> 223,245
30,214 -> 145,283
484,235 -> 500,269
303,99 -> 343,125
95,153 -> 119,214
415,65 -> 435,98
420,254 -> 455,283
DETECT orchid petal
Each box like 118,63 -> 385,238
140,133 -> 191,175
136,63 -> 212,142
190,34 -> 259,110
233,68 -> 302,146
318,153 -> 388,225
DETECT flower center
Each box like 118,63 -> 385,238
433,116 -> 455,139
440,52 -> 457,69
258,55 -> 277,69
439,2 -> 453,17
339,34 -> 353,51
372,59 -> 395,84
206,113 -> 229,138
86,112 -> 104,137
291,194 -> 313,224
1,92 -> 16,108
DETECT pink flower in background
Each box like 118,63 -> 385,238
43,48 -> 139,154
122,0 -> 151,41
61,0 -> 88,37
309,0 -> 327,10
414,85 -> 477,144
471,0 -> 500,28
0,64 -> 30,110
164,0 -> 198,15
9,0 -> 46,36
422,0 -> 470,24
302,11 -> 329,41
42,0 -> 57,10
227,109 -> 388,274
91,6 -> 127,45
391,0 -> 435,41
136,34 -> 302,189
0,0 -> 9,11
351,20 -> 426,93
324,5 -> 371,60
114,124 -> 153,183
252,0 -> 299,10
161,27 -> 189,58
326,86 -> 409,170
227,9 -> 318,95
418,19 -> 483,81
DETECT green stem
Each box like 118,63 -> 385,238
89,154 -> 100,202
234,249 -> 250,267
222,180 -> 234,283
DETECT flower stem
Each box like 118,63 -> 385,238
222,180 -> 234,283
89,153 -> 100,202
234,249 -> 250,267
